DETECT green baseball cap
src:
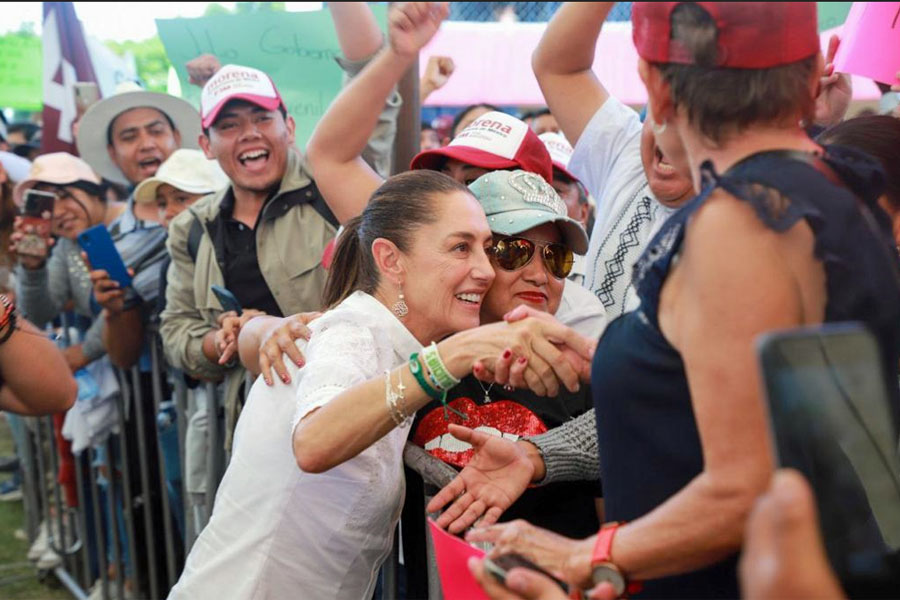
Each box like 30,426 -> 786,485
469,170 -> 589,254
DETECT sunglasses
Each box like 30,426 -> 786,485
490,236 -> 574,279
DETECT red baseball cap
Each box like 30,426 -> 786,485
538,132 -> 581,184
200,64 -> 287,129
632,2 -> 820,69
410,111 -> 553,183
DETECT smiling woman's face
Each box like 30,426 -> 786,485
480,222 -> 566,322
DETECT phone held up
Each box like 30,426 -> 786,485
77,224 -> 132,288
18,189 -> 56,258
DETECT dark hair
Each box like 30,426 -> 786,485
655,3 -> 817,144
0,178 -> 15,265
107,108 -> 178,146
322,170 -> 471,308
520,107 -> 551,122
451,103 -> 501,137
818,115 -> 900,211
8,122 -> 40,142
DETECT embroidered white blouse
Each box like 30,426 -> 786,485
170,291 -> 421,600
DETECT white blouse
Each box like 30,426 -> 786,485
170,291 -> 421,600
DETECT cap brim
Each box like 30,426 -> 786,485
13,176 -> 84,208
201,94 -> 283,129
1,150 -> 33,188
487,208 -> 589,255
76,91 -> 201,185
133,176 -> 216,205
410,146 -> 521,173
552,162 -> 580,184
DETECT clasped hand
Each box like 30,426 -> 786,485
471,306 -> 595,398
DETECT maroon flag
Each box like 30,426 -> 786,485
41,2 -> 99,154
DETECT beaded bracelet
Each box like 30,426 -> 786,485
409,353 -> 468,421
422,342 -> 461,391
0,295 -> 17,346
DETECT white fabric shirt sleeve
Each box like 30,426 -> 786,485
292,321 -> 380,429
555,279 -> 607,340
567,96 -> 644,201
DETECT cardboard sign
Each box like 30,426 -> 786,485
0,34 -> 42,111
834,2 -> 900,85
818,2 -> 853,32
428,519 -> 490,600
156,6 -> 387,148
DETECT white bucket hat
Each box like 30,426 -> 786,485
133,149 -> 228,205
75,82 -> 201,186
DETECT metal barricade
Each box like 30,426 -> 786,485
9,319 -> 220,599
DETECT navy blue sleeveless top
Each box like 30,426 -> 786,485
591,146 -> 900,599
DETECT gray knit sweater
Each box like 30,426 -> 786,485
528,408 -> 601,484
16,237 -> 106,361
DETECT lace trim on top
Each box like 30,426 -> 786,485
631,145 -> 890,331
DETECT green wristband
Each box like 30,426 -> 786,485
409,353 -> 443,400
409,352 -> 468,421
422,342 -> 461,390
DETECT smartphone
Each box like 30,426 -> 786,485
211,285 -> 242,315
757,324 -> 900,590
483,553 -> 569,593
18,189 -> 56,258
77,224 -> 132,288
74,82 -> 101,115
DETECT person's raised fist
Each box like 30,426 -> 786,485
388,2 -> 450,59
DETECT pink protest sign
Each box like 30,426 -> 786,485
833,2 -> 900,85
427,519 -> 490,600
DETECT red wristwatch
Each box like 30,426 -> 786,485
590,522 -> 642,597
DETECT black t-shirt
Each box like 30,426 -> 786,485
212,190 -> 282,317
410,375 -> 600,538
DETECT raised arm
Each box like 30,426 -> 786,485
531,2 -> 613,145
294,316 -> 593,474
329,2 -> 385,61
307,2 -> 449,224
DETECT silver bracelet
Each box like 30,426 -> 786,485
384,369 -> 411,427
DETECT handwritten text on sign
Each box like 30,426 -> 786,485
156,7 -> 387,148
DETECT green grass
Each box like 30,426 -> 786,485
0,415 -> 71,599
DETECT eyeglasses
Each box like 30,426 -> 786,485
489,236 -> 574,279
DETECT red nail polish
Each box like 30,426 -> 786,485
518,357 -> 527,364
502,349 -> 512,359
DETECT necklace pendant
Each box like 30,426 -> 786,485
483,392 -> 491,404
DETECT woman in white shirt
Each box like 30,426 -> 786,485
171,170 -> 592,599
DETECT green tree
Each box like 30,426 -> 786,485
105,36 -> 172,93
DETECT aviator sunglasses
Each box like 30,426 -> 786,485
489,236 -> 574,279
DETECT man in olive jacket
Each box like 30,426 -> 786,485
161,61 -> 397,449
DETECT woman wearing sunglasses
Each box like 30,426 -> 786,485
391,169 -> 602,596
173,170 -> 594,599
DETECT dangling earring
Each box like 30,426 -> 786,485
391,284 -> 408,318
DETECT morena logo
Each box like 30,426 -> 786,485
467,118 -> 513,135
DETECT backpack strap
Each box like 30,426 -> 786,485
187,216 -> 204,263
306,181 -> 340,229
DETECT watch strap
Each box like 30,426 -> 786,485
591,522 -> 622,565
591,522 -> 643,597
